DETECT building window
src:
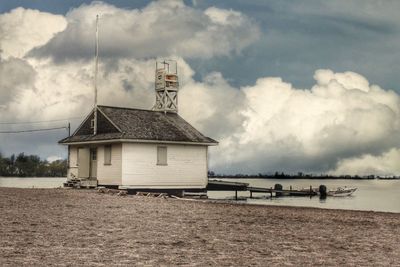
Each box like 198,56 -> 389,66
104,145 -> 112,165
90,119 -> 95,129
91,149 -> 97,161
76,148 -> 80,166
157,146 -> 167,165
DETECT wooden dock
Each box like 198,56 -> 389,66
207,180 -> 318,200
207,180 -> 248,200
206,180 -> 248,191
248,186 -> 318,198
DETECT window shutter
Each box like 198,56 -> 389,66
157,146 -> 167,165
104,145 -> 112,165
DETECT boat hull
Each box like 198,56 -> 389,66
327,187 -> 357,197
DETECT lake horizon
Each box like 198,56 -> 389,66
1,177 -> 399,213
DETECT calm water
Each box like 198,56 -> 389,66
0,177 -> 66,188
208,178 -> 400,213
1,177 -> 399,213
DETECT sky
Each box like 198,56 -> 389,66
1,0 -> 400,175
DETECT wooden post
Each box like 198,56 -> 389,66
250,191 -> 253,198
290,185 -> 292,191
67,122 -> 71,174
235,190 -> 237,201
270,187 -> 273,198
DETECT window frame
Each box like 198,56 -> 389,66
157,146 -> 168,166
91,148 -> 97,161
76,147 -> 80,166
104,145 -> 112,165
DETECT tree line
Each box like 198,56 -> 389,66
208,171 -> 396,180
0,153 -> 67,177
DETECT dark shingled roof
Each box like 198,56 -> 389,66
59,105 -> 217,145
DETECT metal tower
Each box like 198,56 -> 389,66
153,60 -> 179,113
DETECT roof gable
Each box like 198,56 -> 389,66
73,108 -> 120,136
74,112 -> 94,136
97,109 -> 121,134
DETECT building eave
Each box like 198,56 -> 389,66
59,138 -> 218,146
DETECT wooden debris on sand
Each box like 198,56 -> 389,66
136,192 -> 168,198
97,187 -> 127,196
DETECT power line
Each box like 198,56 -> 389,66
0,117 -> 83,125
0,126 -> 68,134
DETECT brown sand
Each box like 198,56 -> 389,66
0,188 -> 399,266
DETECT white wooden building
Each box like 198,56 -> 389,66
60,60 -> 217,192
59,105 -> 217,190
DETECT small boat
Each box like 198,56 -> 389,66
327,186 -> 357,197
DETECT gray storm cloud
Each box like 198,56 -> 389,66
29,1 -> 260,62
1,1 -> 400,175
0,58 -> 35,106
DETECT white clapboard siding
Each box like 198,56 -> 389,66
121,143 -> 208,189
97,144 -> 122,185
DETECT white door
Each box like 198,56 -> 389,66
78,148 -> 90,178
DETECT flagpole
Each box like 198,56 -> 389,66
94,14 -> 99,135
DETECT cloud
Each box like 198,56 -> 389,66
332,148 -> 400,176
1,1 -> 400,176
47,155 -> 63,163
200,70 -> 400,174
0,57 -> 35,106
180,72 -> 246,138
30,1 -> 260,62
0,7 -> 66,59
0,0 -> 259,137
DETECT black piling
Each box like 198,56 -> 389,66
319,184 -> 327,199
274,184 -> 283,197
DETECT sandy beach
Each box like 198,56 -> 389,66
0,188 -> 399,266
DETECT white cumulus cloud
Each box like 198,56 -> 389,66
203,70 -> 400,174
0,1 -> 258,161
0,7 -> 66,59
1,1 -> 400,176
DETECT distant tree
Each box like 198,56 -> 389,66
0,153 -> 67,177
15,153 -> 30,177
47,160 -> 67,177
0,153 -> 5,176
